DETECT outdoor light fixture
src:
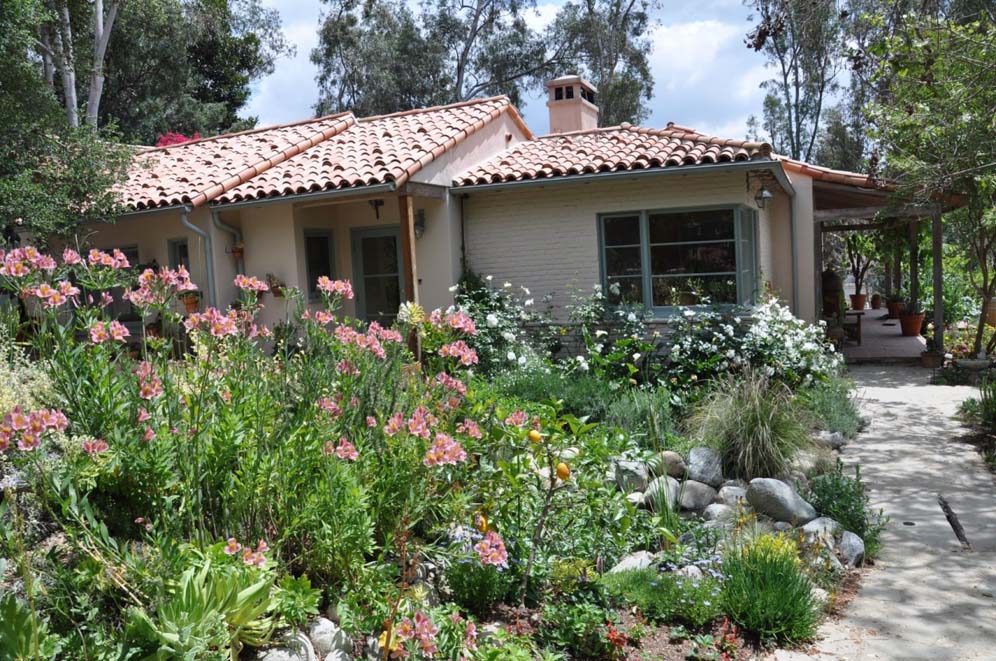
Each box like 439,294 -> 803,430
414,209 -> 427,239
754,186 -> 773,209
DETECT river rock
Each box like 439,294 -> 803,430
801,517 -> 841,548
686,447 -> 724,487
643,475 -> 680,510
814,430 -> 847,450
259,631 -> 317,661
703,503 -> 735,523
717,485 -> 747,507
626,492 -> 645,507
746,478 -> 817,524
839,531 -> 865,567
608,551 -> 656,574
614,460 -> 649,492
679,480 -> 718,511
654,450 -> 687,478
309,618 -> 352,658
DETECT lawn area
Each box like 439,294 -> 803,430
1,248 -> 884,660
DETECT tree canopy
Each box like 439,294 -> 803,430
312,0 -> 656,126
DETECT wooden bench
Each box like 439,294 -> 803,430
843,310 -> 863,345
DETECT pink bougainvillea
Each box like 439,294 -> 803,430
155,131 -> 201,147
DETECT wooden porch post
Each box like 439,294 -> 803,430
909,220 -> 919,310
398,194 -> 418,304
884,261 -> 893,298
399,194 -> 420,358
893,247 -> 902,293
932,209 -> 944,353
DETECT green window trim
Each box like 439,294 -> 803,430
597,206 -> 759,316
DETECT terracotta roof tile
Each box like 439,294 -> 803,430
119,96 -> 529,211
217,97 -> 523,204
453,122 -> 772,186
779,158 -> 890,190
119,113 -> 355,210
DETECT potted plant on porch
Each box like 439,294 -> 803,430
886,293 -> 906,318
900,299 -> 926,337
180,291 -> 200,314
870,292 -> 882,309
845,233 -> 874,310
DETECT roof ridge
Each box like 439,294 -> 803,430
536,125 -> 625,139
358,95 -> 510,123
136,111 -> 355,154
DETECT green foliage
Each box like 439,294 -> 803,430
601,569 -> 723,628
803,461 -> 888,558
687,370 -> 812,480
605,387 -> 676,448
127,560 -> 276,659
0,593 -> 62,660
798,376 -> 862,439
490,367 -> 619,421
272,574 -> 322,628
537,602 -> 622,659
721,534 -> 818,644
445,561 -> 513,616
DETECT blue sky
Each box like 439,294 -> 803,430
246,0 -> 769,139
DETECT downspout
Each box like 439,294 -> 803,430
180,206 -> 217,308
211,207 -> 244,273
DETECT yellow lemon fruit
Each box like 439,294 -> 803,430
528,429 -> 542,443
556,462 -> 571,481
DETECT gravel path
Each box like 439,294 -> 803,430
776,365 -> 996,660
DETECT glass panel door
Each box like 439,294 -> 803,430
351,227 -> 403,323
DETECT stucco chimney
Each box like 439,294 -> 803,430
545,75 -> 598,134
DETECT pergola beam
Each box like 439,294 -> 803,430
932,209 -> 944,353
815,205 -> 931,221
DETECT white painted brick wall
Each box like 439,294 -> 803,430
464,172 -> 768,316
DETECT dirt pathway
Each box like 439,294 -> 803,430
776,365 -> 996,660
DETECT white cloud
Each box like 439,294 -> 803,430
735,63 -> 769,101
526,2 -> 561,31
649,20 -> 741,88
244,1 -> 322,126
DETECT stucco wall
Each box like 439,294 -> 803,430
463,171 -> 776,316
786,171 -> 816,320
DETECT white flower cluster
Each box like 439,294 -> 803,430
667,298 -> 842,387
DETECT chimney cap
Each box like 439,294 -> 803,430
545,75 -> 598,94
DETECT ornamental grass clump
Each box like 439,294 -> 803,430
686,370 -> 811,480
721,533 -> 818,644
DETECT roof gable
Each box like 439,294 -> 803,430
118,97 -> 528,211
120,113 -> 355,211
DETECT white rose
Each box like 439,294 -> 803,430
507,351 -> 517,361
486,313 -> 499,327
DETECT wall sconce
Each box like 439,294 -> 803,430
414,209 -> 426,239
754,186 -> 773,209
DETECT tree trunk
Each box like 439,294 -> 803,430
85,0 -> 120,126
53,1 -> 79,127
974,297 -> 989,357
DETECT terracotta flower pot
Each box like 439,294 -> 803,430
900,312 -> 925,337
183,297 -> 199,313
887,300 -> 906,318
870,294 -> 882,309
850,294 -> 866,310
231,247 -> 244,260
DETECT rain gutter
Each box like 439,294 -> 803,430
209,183 -> 396,211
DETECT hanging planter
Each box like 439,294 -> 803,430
181,292 -> 200,314
231,243 -> 244,260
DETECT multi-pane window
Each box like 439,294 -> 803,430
304,231 -> 334,298
167,238 -> 189,270
599,207 -> 757,312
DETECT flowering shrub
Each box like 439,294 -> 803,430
0,246 -> 647,657
666,297 -> 842,394
452,272 -> 551,373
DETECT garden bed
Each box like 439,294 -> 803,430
0,248 -> 883,660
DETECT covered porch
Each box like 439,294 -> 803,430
803,165 -> 948,364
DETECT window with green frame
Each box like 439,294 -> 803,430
599,207 -> 758,312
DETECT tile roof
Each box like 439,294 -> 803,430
217,97 -> 527,205
120,113 -> 355,210
780,158 -> 891,190
118,96 -> 529,211
452,122 -> 773,186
